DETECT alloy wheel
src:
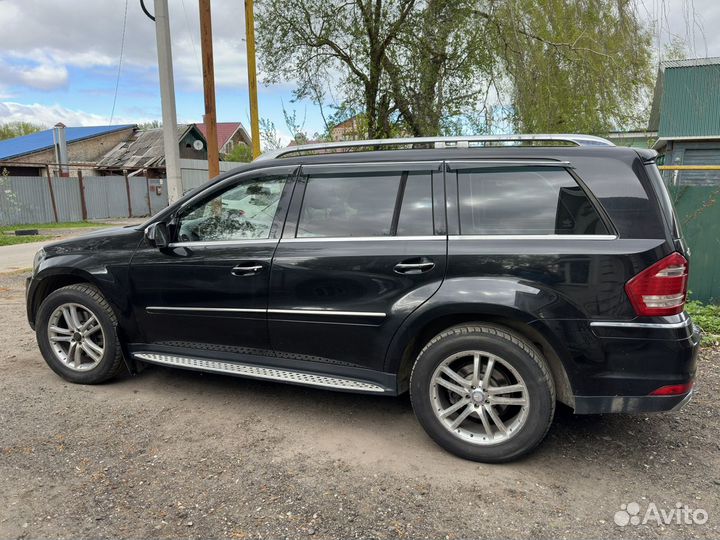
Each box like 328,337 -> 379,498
47,303 -> 105,371
429,350 -> 530,445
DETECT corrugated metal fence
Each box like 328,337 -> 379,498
662,167 -> 720,303
0,159 -> 242,226
180,159 -> 239,192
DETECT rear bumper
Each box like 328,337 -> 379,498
535,313 -> 701,414
574,390 -> 693,414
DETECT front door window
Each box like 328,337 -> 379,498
177,176 -> 288,242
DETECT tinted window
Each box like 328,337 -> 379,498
458,167 -> 608,235
297,173 -> 401,237
177,176 -> 287,242
397,172 -> 434,236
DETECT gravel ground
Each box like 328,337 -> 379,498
1,269 -> 718,540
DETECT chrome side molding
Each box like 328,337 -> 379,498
134,352 -> 387,393
449,234 -> 617,241
146,306 -> 386,318
589,317 -> 692,329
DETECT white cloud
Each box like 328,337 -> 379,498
0,0 -> 250,92
0,101 -> 150,127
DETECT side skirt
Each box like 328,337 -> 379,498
129,345 -> 397,395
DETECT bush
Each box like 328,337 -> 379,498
686,300 -> 720,346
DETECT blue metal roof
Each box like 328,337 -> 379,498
0,124 -> 135,160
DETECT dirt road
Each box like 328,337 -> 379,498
1,269 -> 718,539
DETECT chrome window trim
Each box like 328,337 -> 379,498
300,161 -> 443,171
590,318 -> 692,329
449,234 -> 617,241
146,306 -> 386,318
167,239 -> 279,248
446,160 -> 572,169
282,235 -> 441,243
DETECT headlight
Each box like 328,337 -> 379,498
32,248 -> 46,276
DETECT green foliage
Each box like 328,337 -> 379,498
0,234 -> 54,246
0,221 -> 106,233
686,300 -> 720,346
496,0 -> 654,133
0,122 -> 44,141
662,36 -> 689,62
138,121 -> 162,131
224,143 -> 253,163
259,118 -> 284,150
255,0 -> 654,137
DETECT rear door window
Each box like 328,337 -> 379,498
296,168 -> 435,238
456,167 -> 609,235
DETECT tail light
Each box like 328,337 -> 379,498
649,382 -> 693,396
625,252 -> 688,316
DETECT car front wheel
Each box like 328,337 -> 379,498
36,284 -> 125,384
410,323 -> 555,463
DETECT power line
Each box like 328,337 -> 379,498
180,0 -> 202,77
110,0 -> 129,125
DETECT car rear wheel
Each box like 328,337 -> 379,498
36,284 -> 125,384
410,323 -> 555,463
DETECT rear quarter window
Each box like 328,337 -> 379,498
457,167 -> 609,235
570,155 -> 667,239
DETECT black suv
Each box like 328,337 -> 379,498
26,135 -> 700,463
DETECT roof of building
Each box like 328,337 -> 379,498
96,125 -> 202,169
649,57 -> 720,138
195,122 -> 251,150
0,124 -> 135,161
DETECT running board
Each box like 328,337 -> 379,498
133,352 -> 388,393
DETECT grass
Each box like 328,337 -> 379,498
686,299 -> 720,346
0,234 -> 55,247
0,221 -> 104,233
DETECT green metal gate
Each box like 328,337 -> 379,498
660,165 -> 720,303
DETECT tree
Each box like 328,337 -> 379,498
259,118 -> 284,150
0,122 -> 44,141
493,0 -> 654,133
138,120 -> 162,131
255,0 -> 653,137
224,143 -> 253,163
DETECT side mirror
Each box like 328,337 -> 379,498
145,222 -> 170,249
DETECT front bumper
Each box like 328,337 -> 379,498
26,275 -> 36,330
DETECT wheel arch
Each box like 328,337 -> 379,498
28,268 -> 127,332
29,269 -> 137,374
387,307 -> 575,408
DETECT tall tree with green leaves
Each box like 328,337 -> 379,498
491,0 -> 654,133
0,122 -> 44,141
255,0 -> 653,137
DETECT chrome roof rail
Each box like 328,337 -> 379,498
256,134 -> 615,161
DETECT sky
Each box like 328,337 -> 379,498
0,0 -> 719,143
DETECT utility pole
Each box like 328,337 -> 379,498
153,0 -> 182,203
199,0 -> 220,179
244,0 -> 261,158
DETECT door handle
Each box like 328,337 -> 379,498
394,259 -> 435,274
231,264 -> 264,276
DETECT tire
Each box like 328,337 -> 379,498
36,284 -> 125,384
410,323 -> 555,463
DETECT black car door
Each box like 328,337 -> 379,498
129,165 -> 297,355
268,161 -> 447,373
